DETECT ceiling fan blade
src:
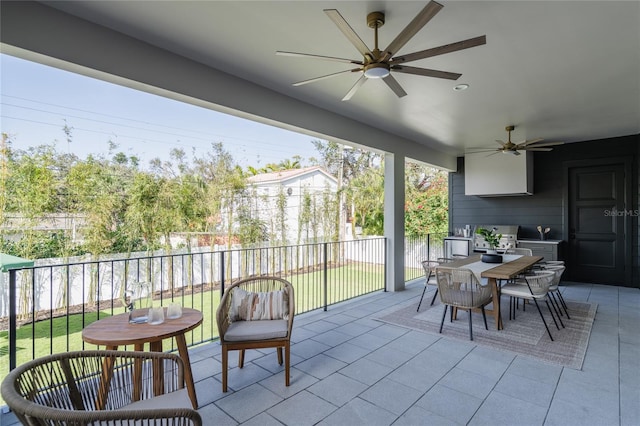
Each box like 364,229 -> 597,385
390,35 -> 487,64
466,147 -> 497,151
524,148 -> 554,152
342,75 -> 367,101
516,138 -> 544,146
383,1 -> 443,59
276,51 -> 363,65
324,9 -> 372,57
383,75 -> 408,98
392,65 -> 461,80
293,69 -> 361,86
523,141 -> 564,148
466,150 -> 499,155
495,140 -> 506,147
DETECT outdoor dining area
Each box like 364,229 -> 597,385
418,251 -> 569,340
1,268 -> 637,425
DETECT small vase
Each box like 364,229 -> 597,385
486,249 -> 498,254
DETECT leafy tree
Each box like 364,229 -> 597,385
4,144 -> 59,316
275,187 -> 288,245
125,172 -> 164,249
297,190 -> 312,244
193,143 -> 247,280
245,166 -> 260,176
236,201 -> 267,246
311,140 -> 381,241
67,158 -> 120,255
348,166 -> 384,236
404,165 -> 448,237
279,158 -> 301,170
1,134 -> 11,241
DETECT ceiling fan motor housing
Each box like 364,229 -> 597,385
364,62 -> 390,78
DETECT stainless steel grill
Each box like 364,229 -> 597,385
473,225 -> 519,252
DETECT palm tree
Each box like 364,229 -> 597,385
279,158 -> 301,170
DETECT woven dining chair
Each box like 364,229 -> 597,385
504,247 -> 533,256
543,264 -> 570,319
417,257 -> 467,312
216,276 -> 295,392
416,260 -> 439,311
500,270 -> 560,341
1,350 -> 202,426
435,266 -> 493,341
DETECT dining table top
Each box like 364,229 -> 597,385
443,254 -> 543,280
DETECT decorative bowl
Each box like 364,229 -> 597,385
481,254 -> 503,263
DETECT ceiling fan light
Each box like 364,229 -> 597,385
364,63 -> 390,79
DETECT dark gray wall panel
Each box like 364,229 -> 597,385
449,134 -> 639,287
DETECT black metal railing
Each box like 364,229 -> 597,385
1,233 -> 446,394
1,238 -> 386,382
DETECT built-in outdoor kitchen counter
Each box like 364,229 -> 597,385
517,239 -> 563,261
446,225 -> 564,261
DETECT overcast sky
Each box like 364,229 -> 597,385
0,54 -> 322,169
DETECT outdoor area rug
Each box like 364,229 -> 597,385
376,297 -> 597,370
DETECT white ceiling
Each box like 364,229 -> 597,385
33,1 -> 640,156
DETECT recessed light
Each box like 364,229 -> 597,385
453,84 -> 469,91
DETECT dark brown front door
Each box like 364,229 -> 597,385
567,161 -> 629,285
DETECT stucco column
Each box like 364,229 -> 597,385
384,153 -> 406,292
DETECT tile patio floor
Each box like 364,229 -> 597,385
3,280 -> 638,425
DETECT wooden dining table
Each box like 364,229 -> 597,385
443,254 -> 543,330
82,307 -> 202,409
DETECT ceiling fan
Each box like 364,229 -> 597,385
469,125 -> 565,156
276,1 -> 486,101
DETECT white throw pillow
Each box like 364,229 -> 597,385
229,287 -> 289,321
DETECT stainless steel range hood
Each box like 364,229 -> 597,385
464,151 -> 533,196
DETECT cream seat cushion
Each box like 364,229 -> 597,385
92,389 -> 192,425
224,319 -> 288,341
117,388 -> 192,411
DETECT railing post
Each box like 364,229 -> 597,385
383,237 -> 388,292
220,251 -> 225,296
8,269 -> 17,371
323,242 -> 328,311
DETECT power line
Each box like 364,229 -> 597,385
1,95 -> 322,158
1,114 -> 317,165
3,94 -> 212,137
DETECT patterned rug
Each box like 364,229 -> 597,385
376,296 -> 597,370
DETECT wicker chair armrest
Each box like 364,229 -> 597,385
2,350 -> 201,426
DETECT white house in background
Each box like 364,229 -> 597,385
247,166 -> 338,244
